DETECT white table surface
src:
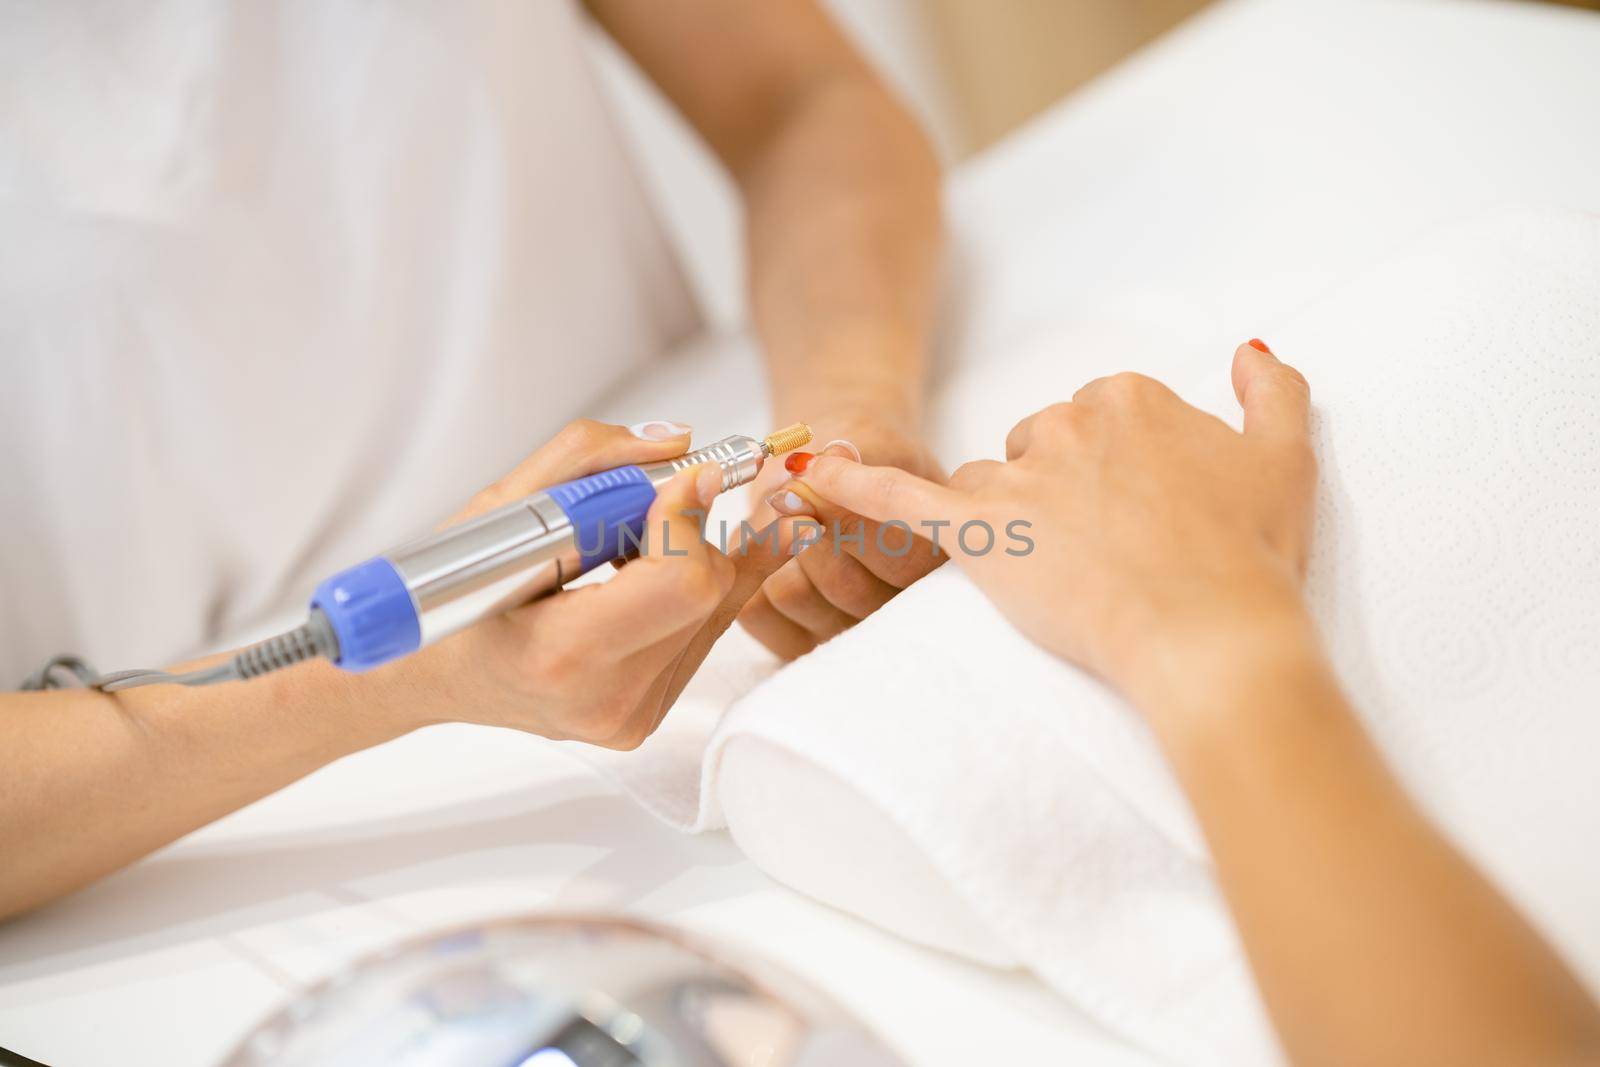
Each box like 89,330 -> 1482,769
0,722 -> 1157,1066
6,1 -> 1600,1063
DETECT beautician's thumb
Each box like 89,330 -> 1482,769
686,514 -> 809,656
1232,340 -> 1311,444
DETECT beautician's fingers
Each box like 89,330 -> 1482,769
701,515 -> 819,660
535,509 -> 807,749
1004,408 -> 1053,460
517,467 -> 732,659
678,512 -> 813,666
458,418 -> 694,519
795,456 -> 967,531
737,585 -> 822,660
605,517 -> 796,738
709,515 -> 808,624
608,508 -> 812,702
579,617 -> 714,749
1231,340 -> 1312,445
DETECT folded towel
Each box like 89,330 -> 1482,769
580,207 -> 1600,1065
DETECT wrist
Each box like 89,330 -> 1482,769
1113,590 -> 1329,733
1125,604 -> 1344,762
109,652 -> 418,784
774,380 -> 922,435
766,330 -> 926,434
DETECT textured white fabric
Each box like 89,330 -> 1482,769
592,207 -> 1600,1066
0,0 -> 699,681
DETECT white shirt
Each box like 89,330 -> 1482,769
0,0 -> 700,681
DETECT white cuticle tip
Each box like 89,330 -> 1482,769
821,439 -> 862,462
630,420 -> 691,441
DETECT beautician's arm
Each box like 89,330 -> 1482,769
787,343 -> 1600,1067
0,421 -> 801,920
585,0 -> 946,658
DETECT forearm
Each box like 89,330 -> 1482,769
739,71 -> 941,427
0,657 -> 418,919
1142,624 -> 1600,1067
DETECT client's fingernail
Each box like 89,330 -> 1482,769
1247,338 -> 1273,355
766,489 -> 814,517
784,450 -> 816,475
820,438 -> 862,462
694,464 -> 723,506
630,419 -> 691,440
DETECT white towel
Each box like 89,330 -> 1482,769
579,207 -> 1600,1065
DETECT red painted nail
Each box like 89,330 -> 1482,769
1247,338 -> 1273,354
784,451 -> 815,475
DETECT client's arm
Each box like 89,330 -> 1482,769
786,343 -> 1600,1067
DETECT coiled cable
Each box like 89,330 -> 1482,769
19,611 -> 339,692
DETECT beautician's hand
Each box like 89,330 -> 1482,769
740,414 -> 947,659
791,343 -> 1318,704
392,420 -> 802,748
0,418 -> 801,920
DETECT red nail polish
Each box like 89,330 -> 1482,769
1248,338 -> 1273,354
784,451 -> 815,474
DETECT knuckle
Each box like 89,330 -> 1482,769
836,567 -> 874,607
528,640 -> 581,687
589,700 -> 642,748
1034,402 -> 1082,438
604,718 -> 653,751
1276,363 -> 1311,395
870,468 -> 906,512
707,551 -> 737,595
662,562 -> 722,613
690,568 -> 725,611
557,418 -> 608,453
1106,371 -> 1154,399
802,550 -> 862,603
762,564 -> 812,614
1040,401 -> 1077,425
463,486 -> 505,516
949,459 -> 995,490
835,513 -> 868,542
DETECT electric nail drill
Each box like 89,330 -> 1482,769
74,424 -> 812,692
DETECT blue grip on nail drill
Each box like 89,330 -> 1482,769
311,465 -> 661,674
546,464 -> 659,574
311,557 -> 421,672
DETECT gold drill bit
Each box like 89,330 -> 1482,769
761,423 -> 812,456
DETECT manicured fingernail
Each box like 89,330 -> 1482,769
630,420 -> 691,440
820,439 -> 861,462
1247,338 -> 1273,355
766,489 -> 813,517
694,464 -> 723,506
784,450 -> 816,475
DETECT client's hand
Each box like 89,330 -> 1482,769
789,347 -> 1600,1067
792,342 -> 1317,707
740,417 -> 947,659
392,420 -> 802,748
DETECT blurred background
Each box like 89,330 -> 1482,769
592,0 -> 1600,328
824,0 -> 1600,158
